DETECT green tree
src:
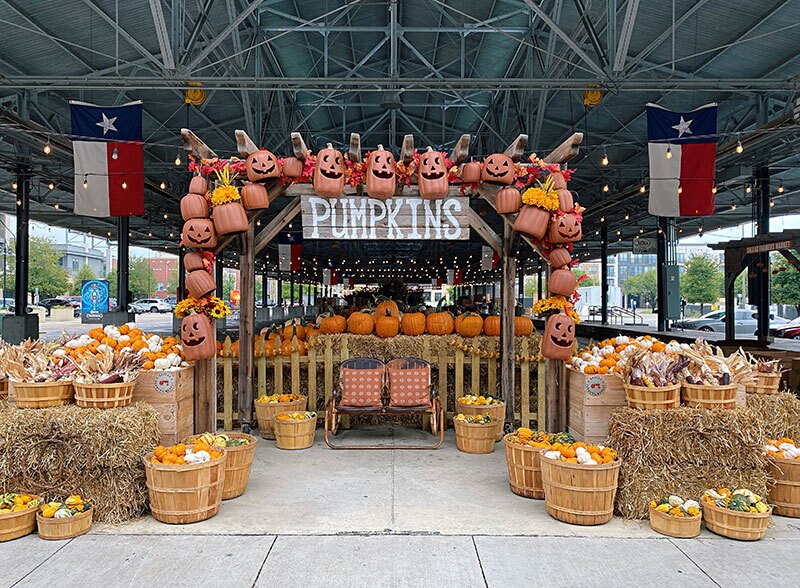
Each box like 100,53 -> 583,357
572,268 -> 597,287
223,272 -> 237,302
22,237 -> 71,298
164,265 -> 179,297
70,263 -> 97,295
106,257 -> 157,300
106,268 -> 117,299
681,254 -> 722,314
624,269 -> 658,308
771,264 -> 800,315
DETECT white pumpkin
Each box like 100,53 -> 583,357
153,357 -> 171,370
54,508 -> 72,518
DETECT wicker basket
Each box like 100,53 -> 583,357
745,372 -> 782,395
143,448 -> 227,524
0,498 -> 39,542
767,456 -> 800,518
702,500 -> 772,540
503,434 -> 543,498
12,381 -> 73,408
36,508 -> 93,540
273,414 -> 317,450
255,397 -> 307,439
624,383 -> 680,410
681,383 -> 737,410
73,380 -> 136,409
0,377 -> 8,399
648,507 -> 701,538
541,452 -> 621,525
457,401 -> 506,441
221,433 -> 258,500
453,419 -> 496,454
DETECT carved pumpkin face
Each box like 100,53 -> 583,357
418,148 -> 449,200
246,149 -> 281,182
481,153 -> 514,185
181,314 -> 216,361
365,146 -> 396,199
182,219 -> 218,249
314,144 -> 345,197
548,213 -> 582,244
541,313 -> 575,361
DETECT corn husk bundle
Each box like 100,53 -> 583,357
742,351 -> 785,375
607,407 -> 768,519
0,339 -> 74,383
68,348 -> 144,384
615,347 -> 688,387
678,338 -> 754,386
0,402 -> 160,523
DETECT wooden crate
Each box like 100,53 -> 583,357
133,367 -> 195,445
566,368 -> 626,444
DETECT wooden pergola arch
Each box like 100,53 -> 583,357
180,128 -> 583,434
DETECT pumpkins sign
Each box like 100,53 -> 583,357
314,144 -> 346,198
418,147 -> 449,200
365,145 -> 396,199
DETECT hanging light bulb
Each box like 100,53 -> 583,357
735,139 -> 743,154
11,180 -> 17,190
160,181 -> 167,190
600,216 -> 605,223
48,181 -> 55,190
624,213 -> 629,220
174,153 -> 182,166
83,175 -> 89,189
711,185 -> 717,194
43,140 -> 51,155
731,203 -> 737,210
745,183 -> 751,194
639,184 -> 646,194
677,185 -> 683,194
53,202 -> 60,210
777,181 -> 784,194
769,199 -> 775,207
600,149 -> 609,167
121,177 -> 128,190
665,145 -> 672,159
111,147 -> 119,160
602,183 -> 609,193
163,213 -> 168,219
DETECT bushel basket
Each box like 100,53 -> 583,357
459,401 -> 506,441
221,433 -> 258,500
648,507 -> 701,539
503,434 -> 543,499
745,372 -> 781,395
681,383 -> 737,410
11,381 -> 73,408
73,380 -> 136,409
255,397 -> 307,440
702,500 -> 772,541
541,452 -> 621,525
274,414 -> 317,450
453,419 -> 495,454
767,456 -> 800,518
0,496 -> 40,542
36,509 -> 93,540
624,383 -> 680,410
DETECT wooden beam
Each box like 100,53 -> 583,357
238,223 -> 256,426
543,132 -> 584,165
500,222 -> 517,428
465,207 -> 502,255
254,197 -> 302,254
235,129 -> 258,157
212,179 -> 286,255
503,134 -> 528,162
349,133 -> 361,164
291,132 -> 308,159
400,134 -> 415,163
449,134 -> 470,164
181,128 -> 217,159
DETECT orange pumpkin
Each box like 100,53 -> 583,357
417,148 -> 449,200
548,268 -> 577,297
319,314 -> 347,334
282,321 -> 306,341
549,213 -> 582,244
313,144 -> 345,197
401,306 -> 426,335
426,300 -> 454,335
460,161 -> 482,184
281,339 -> 308,356
375,309 -> 400,338
347,310 -> 375,335
541,313 -> 575,360
456,312 -> 483,337
212,201 -> 249,235
189,175 -> 207,195
483,315 -> 501,337
246,149 -> 281,182
282,157 -> 304,178
481,153 -> 515,185
514,316 -> 534,336
241,183 -> 270,210
495,186 -> 521,214
513,205 -> 550,239
373,297 -> 400,319
181,193 -> 210,221
305,326 -> 319,342
186,269 -> 216,299
183,251 -> 207,272
182,218 -> 218,249
365,145 -> 396,199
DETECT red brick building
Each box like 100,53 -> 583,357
149,257 -> 178,298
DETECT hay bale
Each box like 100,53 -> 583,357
0,402 -> 160,524
607,407 -> 767,519
745,392 -> 800,439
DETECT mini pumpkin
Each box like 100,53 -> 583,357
314,143 -> 345,197
460,161 -> 482,184
495,186 -> 521,214
541,313 -> 575,360
482,153 -> 515,185
365,145 -> 396,199
182,218 -> 218,249
548,268 -> 577,297
549,213 -> 582,244
181,313 -> 216,361
246,149 -> 281,182
418,147 -> 449,200
181,193 -> 210,221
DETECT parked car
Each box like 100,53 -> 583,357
674,309 -> 787,336
128,298 -> 173,314
38,298 -> 81,317
8,303 -> 47,315
770,317 -> 800,340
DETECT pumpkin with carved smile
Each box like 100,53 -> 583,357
246,149 -> 281,182
548,213 -> 582,244
181,313 -> 216,361
182,219 -> 218,249
418,147 -> 449,200
481,153 -> 515,185
314,144 -> 345,197
541,313 -> 575,360
365,145 -> 396,199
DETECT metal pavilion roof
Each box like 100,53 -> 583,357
0,0 -> 798,277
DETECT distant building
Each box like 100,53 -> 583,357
149,256 -> 178,298
57,240 -> 107,278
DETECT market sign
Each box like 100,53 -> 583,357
80,279 -> 109,324
745,240 -> 794,254
632,237 -> 656,254
301,195 -> 470,240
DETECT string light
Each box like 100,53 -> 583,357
769,199 -> 775,207
600,149 -> 609,166
121,178 -> 128,189
624,213 -> 629,220
83,175 -> 89,189
53,202 -> 60,210
48,181 -> 55,190
602,183 -> 609,193
711,185 -> 717,194
160,181 -> 167,190
677,185 -> 683,194
11,180 -> 17,190
163,213 -> 168,219
665,145 -> 672,159
731,203 -> 737,210
735,139 -> 743,154
600,216 -> 605,223
112,147 -> 119,160
43,140 -> 51,155
777,181 -> 784,194
639,184 -> 646,194
745,183 -> 752,194
174,153 -> 182,166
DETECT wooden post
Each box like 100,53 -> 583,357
500,222 -> 517,428
193,322 -> 216,433
238,223 -> 255,426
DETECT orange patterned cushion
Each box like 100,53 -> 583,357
340,367 -> 384,407
388,367 -> 430,407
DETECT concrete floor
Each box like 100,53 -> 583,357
3,428 -> 799,587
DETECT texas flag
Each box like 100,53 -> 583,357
447,269 -> 463,285
431,278 -> 443,289
481,246 -> 500,271
70,100 -> 144,217
278,232 -> 302,271
322,268 -> 339,286
647,103 -> 717,217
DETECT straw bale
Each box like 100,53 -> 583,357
745,392 -> 800,439
607,407 -> 768,519
0,402 -> 160,523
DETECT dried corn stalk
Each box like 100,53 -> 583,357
679,338 -> 754,385
0,340 -> 73,382
616,348 -> 688,387
68,348 -> 144,384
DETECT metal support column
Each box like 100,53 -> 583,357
500,223 -> 516,430
216,256 -> 224,298
518,268 -> 524,310
600,225 -> 609,325
754,163 -> 771,339
177,246 -> 186,300
289,276 -> 295,306
117,216 -> 130,310
537,262 -> 543,301
277,274 -> 283,305
14,166 -> 30,315
261,274 -> 268,307
656,217 -> 668,331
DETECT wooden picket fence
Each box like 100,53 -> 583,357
217,334 -> 545,432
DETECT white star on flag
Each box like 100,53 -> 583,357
96,113 -> 118,135
671,116 -> 693,138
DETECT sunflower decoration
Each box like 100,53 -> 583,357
174,295 -> 231,319
210,164 -> 241,206
532,295 -> 580,323
521,175 -> 560,210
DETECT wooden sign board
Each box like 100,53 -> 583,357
745,240 -> 794,254
301,195 -> 470,240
